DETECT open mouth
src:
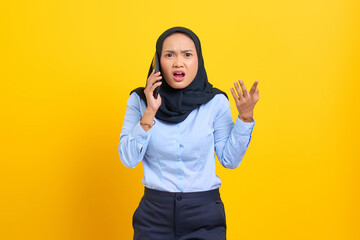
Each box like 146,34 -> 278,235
173,71 -> 185,81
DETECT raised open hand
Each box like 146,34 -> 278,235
230,79 -> 259,123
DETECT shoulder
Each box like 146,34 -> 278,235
207,93 -> 230,109
125,92 -> 147,113
198,94 -> 230,118
127,92 -> 145,105
213,93 -> 229,103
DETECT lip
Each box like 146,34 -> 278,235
172,70 -> 186,82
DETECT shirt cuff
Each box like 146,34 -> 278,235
233,117 -> 255,136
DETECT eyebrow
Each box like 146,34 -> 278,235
163,50 -> 194,53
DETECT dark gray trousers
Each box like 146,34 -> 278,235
133,187 -> 226,240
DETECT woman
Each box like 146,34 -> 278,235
118,27 -> 259,240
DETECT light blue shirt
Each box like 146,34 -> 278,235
118,92 -> 255,192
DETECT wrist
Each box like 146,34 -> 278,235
238,115 -> 253,123
141,108 -> 157,132
140,119 -> 156,131
144,107 -> 157,118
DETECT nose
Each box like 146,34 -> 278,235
173,56 -> 184,68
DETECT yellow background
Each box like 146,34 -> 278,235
1,0 -> 359,239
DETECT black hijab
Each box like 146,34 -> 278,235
131,26 -> 227,123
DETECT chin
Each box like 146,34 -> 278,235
168,82 -> 189,89
165,77 -> 194,89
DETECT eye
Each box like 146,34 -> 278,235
165,53 -> 173,57
185,53 -> 192,57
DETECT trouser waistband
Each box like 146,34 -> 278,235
143,187 -> 221,203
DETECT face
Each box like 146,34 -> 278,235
160,33 -> 198,89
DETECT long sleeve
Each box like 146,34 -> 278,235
118,93 -> 152,168
214,95 -> 255,169
118,93 -> 255,192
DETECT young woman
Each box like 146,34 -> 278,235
118,26 -> 259,240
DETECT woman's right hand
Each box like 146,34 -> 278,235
144,69 -> 162,114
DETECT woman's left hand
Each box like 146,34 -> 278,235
230,80 -> 259,123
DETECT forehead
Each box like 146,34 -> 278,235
162,33 -> 196,50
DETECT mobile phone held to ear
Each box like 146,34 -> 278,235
152,53 -> 161,99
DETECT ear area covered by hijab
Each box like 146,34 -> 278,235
131,26 -> 227,124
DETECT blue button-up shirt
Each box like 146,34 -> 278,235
118,93 -> 255,192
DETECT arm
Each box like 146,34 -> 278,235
214,96 -> 255,169
215,80 -> 259,168
118,93 -> 151,168
118,69 -> 163,168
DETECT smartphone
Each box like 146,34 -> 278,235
152,53 -> 161,99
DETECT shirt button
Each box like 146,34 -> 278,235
176,196 -> 182,201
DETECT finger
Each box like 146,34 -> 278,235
249,80 -> 259,95
151,76 -> 162,86
153,71 -> 161,77
147,69 -> 158,81
149,81 -> 162,92
147,74 -> 162,87
146,70 -> 155,86
234,81 -> 244,100
254,88 -> 259,102
238,79 -> 248,97
144,81 -> 161,97
148,69 -> 155,78
230,87 -> 240,103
